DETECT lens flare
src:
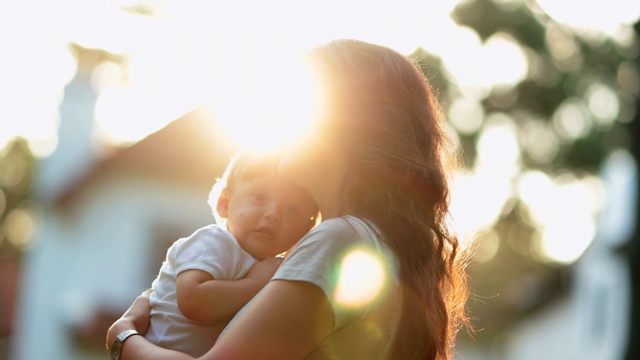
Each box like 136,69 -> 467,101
334,250 -> 385,307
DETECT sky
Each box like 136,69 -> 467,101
0,0 -> 639,264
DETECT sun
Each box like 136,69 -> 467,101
207,51 -> 320,154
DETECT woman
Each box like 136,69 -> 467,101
107,39 -> 470,360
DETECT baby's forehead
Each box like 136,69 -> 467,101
242,176 -> 299,193
243,176 -> 314,203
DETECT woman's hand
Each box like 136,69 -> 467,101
105,288 -> 194,360
106,288 -> 152,352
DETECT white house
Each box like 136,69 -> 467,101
11,49 -> 237,360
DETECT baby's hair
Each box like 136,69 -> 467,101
208,151 -> 281,225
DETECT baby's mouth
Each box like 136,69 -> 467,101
255,227 -> 275,238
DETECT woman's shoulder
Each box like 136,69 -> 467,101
312,215 -> 374,233
302,216 -> 351,242
295,216 -> 386,256
312,216 -> 354,232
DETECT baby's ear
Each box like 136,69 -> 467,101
216,189 -> 230,219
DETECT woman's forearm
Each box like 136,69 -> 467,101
119,334 -> 195,360
107,278 -> 333,360
106,301 -> 196,360
106,290 -> 151,347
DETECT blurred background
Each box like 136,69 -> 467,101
1,0 -> 639,359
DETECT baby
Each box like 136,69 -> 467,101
144,151 -> 318,357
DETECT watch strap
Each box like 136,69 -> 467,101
117,329 -> 140,343
110,329 -> 140,360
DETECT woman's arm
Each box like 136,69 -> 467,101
176,257 -> 283,324
203,279 -> 335,359
107,280 -> 334,360
106,289 -> 195,360
106,289 -> 151,341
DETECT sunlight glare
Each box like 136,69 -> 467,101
209,53 -> 318,153
94,85 -> 197,145
536,182 -> 598,264
449,168 -> 513,240
476,113 -> 521,167
448,96 -> 485,135
441,30 -> 528,93
552,97 -> 592,140
518,170 -> 555,226
449,115 -> 519,240
518,171 -> 603,264
482,32 -> 529,86
536,0 -> 640,36
2,0 -> 466,152
586,83 -> 620,128
0,14 -> 76,155
439,27 -> 485,91
60,0 -> 147,54
334,250 -> 385,307
522,117 -> 560,165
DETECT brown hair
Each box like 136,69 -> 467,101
308,39 -> 470,359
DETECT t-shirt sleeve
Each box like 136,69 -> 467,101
272,217 -> 390,330
172,225 -> 253,280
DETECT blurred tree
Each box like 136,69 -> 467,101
411,0 -> 639,349
0,138 -> 36,339
623,19 -> 640,360
0,138 -> 36,255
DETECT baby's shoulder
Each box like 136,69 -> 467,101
173,224 -> 235,249
189,224 -> 230,239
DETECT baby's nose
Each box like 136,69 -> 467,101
264,202 -> 281,221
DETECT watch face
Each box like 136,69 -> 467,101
110,341 -> 122,360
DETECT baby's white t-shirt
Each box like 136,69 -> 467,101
145,224 -> 257,357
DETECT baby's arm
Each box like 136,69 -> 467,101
176,257 -> 283,324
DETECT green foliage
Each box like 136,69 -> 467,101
0,138 -> 36,256
439,0 -> 638,348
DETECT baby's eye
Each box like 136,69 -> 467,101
252,192 -> 267,203
285,204 -> 300,214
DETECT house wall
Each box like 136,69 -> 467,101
11,174 -> 214,360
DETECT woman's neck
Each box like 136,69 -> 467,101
317,161 -> 350,220
317,201 -> 344,220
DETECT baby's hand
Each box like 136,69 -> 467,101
245,257 -> 284,288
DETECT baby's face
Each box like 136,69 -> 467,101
224,176 -> 317,260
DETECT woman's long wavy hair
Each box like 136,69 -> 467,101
308,39 -> 470,360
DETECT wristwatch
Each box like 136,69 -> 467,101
110,329 -> 140,360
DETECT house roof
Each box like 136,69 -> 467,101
55,105 -> 239,207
